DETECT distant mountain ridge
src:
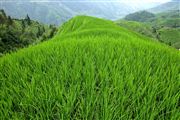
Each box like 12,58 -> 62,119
0,2 -> 74,25
148,0 -> 180,13
0,0 -> 162,25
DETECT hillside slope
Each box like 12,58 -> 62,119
0,16 -> 180,119
124,11 -> 155,22
119,10 -> 180,49
116,20 -> 156,38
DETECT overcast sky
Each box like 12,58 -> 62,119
53,0 -> 171,2
120,0 -> 171,3
1,0 -> 172,3
56,0 -> 170,2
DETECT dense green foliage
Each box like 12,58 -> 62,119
0,10 -> 57,54
124,11 -> 155,22
159,28 -> 180,48
116,20 -> 156,38
151,10 -> 180,28
0,16 -> 179,119
119,10 -> 180,49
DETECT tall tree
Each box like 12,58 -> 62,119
21,20 -> 26,32
37,26 -> 42,37
0,9 -> 7,24
25,14 -> 31,25
0,9 -> 7,18
7,16 -> 13,25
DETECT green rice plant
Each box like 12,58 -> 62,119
0,16 -> 180,120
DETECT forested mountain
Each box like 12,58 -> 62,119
0,1 -> 74,25
124,11 -> 155,22
0,10 -> 57,54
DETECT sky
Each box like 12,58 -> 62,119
1,0 -> 172,3
121,0 -> 171,3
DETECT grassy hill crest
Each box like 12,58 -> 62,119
0,16 -> 179,119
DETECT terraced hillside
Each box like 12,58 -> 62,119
0,16 -> 180,119
116,20 -> 156,38
117,10 -> 180,49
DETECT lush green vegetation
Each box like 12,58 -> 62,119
118,10 -> 180,49
0,16 -> 179,119
151,10 -> 180,28
159,28 -> 180,47
0,9 -> 57,55
116,20 -> 156,38
124,11 -> 155,22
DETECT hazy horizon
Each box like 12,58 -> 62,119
0,0 -> 177,25
0,0 -> 172,13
